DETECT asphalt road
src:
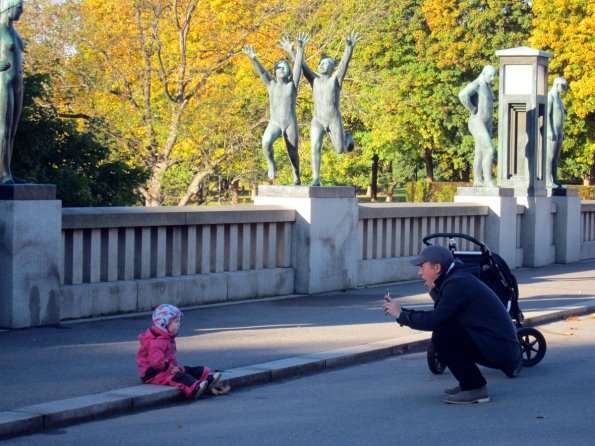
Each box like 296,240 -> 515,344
1,260 -> 594,413
5,316 -> 595,446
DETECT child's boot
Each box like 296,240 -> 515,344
207,371 -> 222,389
193,380 -> 209,399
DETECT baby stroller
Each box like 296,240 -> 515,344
422,232 -> 547,375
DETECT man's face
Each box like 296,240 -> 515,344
418,261 -> 441,286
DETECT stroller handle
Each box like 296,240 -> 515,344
422,232 -> 488,252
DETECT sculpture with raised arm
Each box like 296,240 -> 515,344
458,65 -> 497,187
243,33 -> 309,185
281,31 -> 361,186
546,76 -> 567,189
0,0 -> 24,184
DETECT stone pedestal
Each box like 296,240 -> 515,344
550,188 -> 581,264
255,186 -> 358,294
0,185 -> 61,328
454,187 -> 520,267
516,194 -> 556,267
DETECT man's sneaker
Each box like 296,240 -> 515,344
193,380 -> 209,399
443,386 -> 489,404
443,385 -> 461,396
207,371 -> 222,389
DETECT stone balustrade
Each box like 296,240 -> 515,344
357,202 -> 488,286
59,206 -> 296,320
581,202 -> 595,259
1,186 -> 594,328
61,206 -> 295,284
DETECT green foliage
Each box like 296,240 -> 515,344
430,181 -> 469,202
12,74 -> 148,207
354,0 -> 533,189
406,180 -> 432,202
529,0 -> 595,184
406,180 -> 469,202
20,0 -> 594,201
569,186 -> 595,201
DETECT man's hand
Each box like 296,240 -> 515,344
383,295 -> 402,319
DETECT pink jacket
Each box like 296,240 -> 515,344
136,326 -> 178,384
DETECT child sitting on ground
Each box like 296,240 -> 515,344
136,304 -> 230,399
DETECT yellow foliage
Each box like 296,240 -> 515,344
530,0 -> 595,118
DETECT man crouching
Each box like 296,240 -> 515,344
383,245 -> 522,404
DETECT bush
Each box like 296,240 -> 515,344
569,186 -> 595,200
405,180 -> 432,202
405,181 -> 471,202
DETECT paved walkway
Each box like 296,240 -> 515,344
1,260 -> 594,439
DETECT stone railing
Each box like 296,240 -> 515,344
2,187 -> 593,328
581,201 -> 595,259
58,198 -> 594,321
60,206 -> 296,319
356,203 -> 488,286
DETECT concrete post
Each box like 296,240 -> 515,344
455,187 -> 520,267
551,188 -> 581,264
516,194 -> 556,267
0,185 -> 62,328
255,186 -> 358,294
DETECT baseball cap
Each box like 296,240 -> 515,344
409,245 -> 454,267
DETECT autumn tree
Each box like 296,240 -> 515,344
352,0 -> 534,198
13,74 -> 148,206
22,0 -> 283,206
530,0 -> 595,184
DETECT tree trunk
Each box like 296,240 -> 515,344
584,165 -> 595,186
230,179 -> 240,205
386,183 -> 395,202
421,148 -> 434,181
370,154 -> 379,202
143,161 -> 169,206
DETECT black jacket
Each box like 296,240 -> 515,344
397,259 -> 520,371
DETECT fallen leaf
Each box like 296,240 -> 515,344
565,316 -> 580,322
210,384 -> 231,395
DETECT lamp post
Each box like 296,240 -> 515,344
496,46 -> 551,196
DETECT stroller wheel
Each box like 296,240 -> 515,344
427,341 -> 447,374
517,327 -> 547,367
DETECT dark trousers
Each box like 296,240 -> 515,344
171,366 -> 207,388
432,326 -> 496,390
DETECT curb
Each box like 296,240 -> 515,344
2,306 -> 594,439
